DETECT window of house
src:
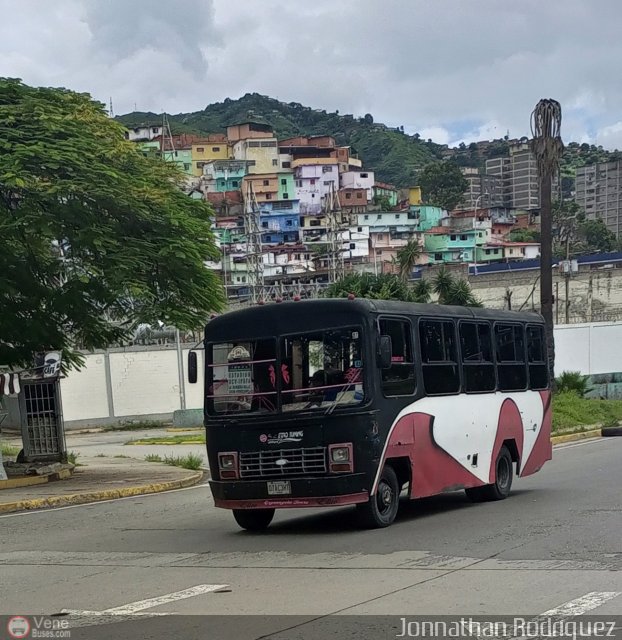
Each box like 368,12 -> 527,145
282,161 -> 291,169
286,220 -> 293,226
264,236 -> 271,242
296,180 -> 302,187
295,254 -> 300,260
152,128 -> 159,134
261,221 -> 269,228
377,234 -> 384,241
263,180 -> 270,186
364,214 -> 369,220
377,214 -> 382,219
357,193 -> 363,199
494,249 -> 499,254
379,318 -> 415,396
196,147 -> 205,153
231,180 -> 239,187
526,325 -> 548,389
420,320 -> 460,395
281,178 -> 287,185
434,253 -> 443,261
485,249 -> 490,255
322,166 -> 333,173
346,193 -> 352,199
272,159 -> 278,166
494,324 -> 527,391
460,234 -> 468,241
310,220 -> 321,227
212,147 -> 220,152
395,214 -> 400,219
323,181 -> 332,186
310,179 -> 316,185
265,193 -> 272,200
283,192 -> 289,199
184,163 -> 191,171
459,322 -> 495,393
361,173 -> 368,178
241,276 -> 246,283
357,226 -> 363,232
450,235 -> 457,241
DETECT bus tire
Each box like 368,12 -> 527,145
357,465 -> 399,528
465,446 -> 513,502
232,508 -> 275,531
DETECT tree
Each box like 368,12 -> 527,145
363,113 -> 374,125
581,219 -> 618,253
396,239 -> 422,281
0,79 -> 225,370
418,162 -> 468,211
432,267 -> 481,306
323,270 -> 480,306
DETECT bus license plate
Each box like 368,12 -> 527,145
267,480 -> 291,495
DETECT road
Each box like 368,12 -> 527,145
1,438 -> 620,639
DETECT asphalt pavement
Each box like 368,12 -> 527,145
0,437 -> 620,639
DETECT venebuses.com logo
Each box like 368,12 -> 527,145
7,616 -> 31,639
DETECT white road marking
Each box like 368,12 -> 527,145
62,583 -> 229,617
540,591 -> 621,616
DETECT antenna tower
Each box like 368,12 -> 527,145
243,182 -> 265,303
325,183 -> 345,284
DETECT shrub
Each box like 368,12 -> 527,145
555,371 -> 591,396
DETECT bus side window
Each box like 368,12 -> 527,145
378,318 -> 415,396
494,324 -> 527,391
526,325 -> 548,390
419,319 -> 460,395
459,322 -> 495,393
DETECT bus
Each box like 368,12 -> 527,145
188,299 -> 552,530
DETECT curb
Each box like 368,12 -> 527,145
126,440 -> 205,446
166,428 -> 203,433
551,428 -> 602,445
0,468 -> 74,491
0,471 -> 204,515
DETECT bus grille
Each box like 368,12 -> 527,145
239,447 -> 327,479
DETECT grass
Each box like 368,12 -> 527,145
104,420 -> 169,432
1,442 -> 20,457
552,392 -> 622,432
144,453 -> 204,470
126,434 -> 205,445
113,454 -> 131,459
66,451 -> 80,465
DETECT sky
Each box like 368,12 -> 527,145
2,0 -> 622,149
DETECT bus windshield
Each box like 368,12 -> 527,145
281,327 -> 364,413
207,327 -> 364,416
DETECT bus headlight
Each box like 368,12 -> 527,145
218,452 -> 239,479
329,443 -> 353,473
331,447 -> 350,462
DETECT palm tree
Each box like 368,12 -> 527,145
396,239 -> 422,282
432,266 -> 455,304
412,278 -> 432,303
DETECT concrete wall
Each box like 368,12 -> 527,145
58,344 -> 205,428
468,266 -> 622,322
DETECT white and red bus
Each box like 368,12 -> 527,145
188,299 -> 552,530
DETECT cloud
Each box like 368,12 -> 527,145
2,0 -> 622,147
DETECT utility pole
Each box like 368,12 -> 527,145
531,99 -> 563,383
325,183 -> 345,284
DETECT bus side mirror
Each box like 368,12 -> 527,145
188,351 -> 198,384
378,336 -> 392,369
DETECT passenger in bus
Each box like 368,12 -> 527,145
308,369 -> 346,404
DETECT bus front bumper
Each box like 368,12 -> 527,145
209,474 -> 369,510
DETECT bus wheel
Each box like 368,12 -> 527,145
357,465 -> 399,528
232,508 -> 275,531
466,446 -> 513,502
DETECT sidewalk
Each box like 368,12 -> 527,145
0,456 -> 205,514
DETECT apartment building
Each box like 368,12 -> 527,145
575,160 -> 622,237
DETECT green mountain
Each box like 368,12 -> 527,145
116,93 -> 445,187
117,93 -> 622,193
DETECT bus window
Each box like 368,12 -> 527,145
378,318 -> 415,396
526,325 -> 548,389
419,319 -> 460,395
459,321 -> 496,393
281,327 -> 364,412
207,339 -> 277,414
494,324 -> 527,391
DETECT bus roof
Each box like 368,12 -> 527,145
205,299 -> 544,340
